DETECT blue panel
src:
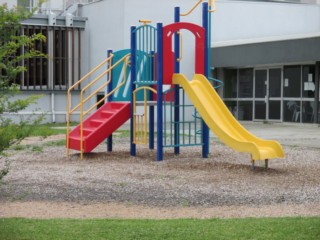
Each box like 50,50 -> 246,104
111,49 -> 153,102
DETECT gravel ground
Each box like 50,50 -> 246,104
1,134 -> 320,218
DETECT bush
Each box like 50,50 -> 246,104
0,2 -> 46,181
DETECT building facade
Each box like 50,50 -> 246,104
211,1 -> 320,123
2,0 -> 320,123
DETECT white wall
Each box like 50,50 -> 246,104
0,0 -> 65,11
81,0 -> 125,75
212,1 -> 320,45
0,0 -> 17,8
40,0 -> 64,11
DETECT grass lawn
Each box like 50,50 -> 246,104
1,217 -> 320,240
29,122 -> 77,137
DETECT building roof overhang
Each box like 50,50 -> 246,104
211,32 -> 320,68
21,14 -> 87,29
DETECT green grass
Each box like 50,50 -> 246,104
29,122 -> 78,137
43,139 -> 66,147
114,129 -> 130,138
0,217 -> 319,240
31,145 -> 43,152
10,144 -> 28,151
10,140 -> 66,152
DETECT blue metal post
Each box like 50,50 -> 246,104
157,23 -> 163,161
149,50 -> 155,150
107,49 -> 113,152
149,106 -> 154,149
202,2 -> 209,158
130,26 -> 137,156
174,7 -> 180,155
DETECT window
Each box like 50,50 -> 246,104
302,65 -> 315,98
20,25 -> 82,91
225,101 -> 237,117
53,28 -> 68,89
239,68 -> 253,98
269,68 -> 281,98
222,68 -> 253,121
239,101 -> 252,120
23,26 -> 48,90
283,66 -> 301,98
223,69 -> 237,98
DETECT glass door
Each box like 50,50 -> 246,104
254,69 -> 267,120
254,68 -> 282,121
268,68 -> 282,121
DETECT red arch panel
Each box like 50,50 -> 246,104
162,22 -> 205,84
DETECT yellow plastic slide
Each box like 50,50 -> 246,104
173,73 -> 284,161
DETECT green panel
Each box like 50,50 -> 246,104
111,50 -> 155,102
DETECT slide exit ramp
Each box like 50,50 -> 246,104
173,74 -> 284,162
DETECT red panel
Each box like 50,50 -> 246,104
162,22 -> 205,83
162,50 -> 175,85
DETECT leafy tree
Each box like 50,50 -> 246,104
0,2 -> 46,180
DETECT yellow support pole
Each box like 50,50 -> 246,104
208,0 -> 216,12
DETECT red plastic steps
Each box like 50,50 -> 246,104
90,119 -> 104,127
83,127 -> 94,135
100,111 -> 114,118
67,102 -> 130,153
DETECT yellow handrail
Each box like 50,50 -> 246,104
79,54 -> 130,159
180,0 -> 216,16
66,54 -> 113,158
177,31 -> 183,62
82,55 -> 130,116
133,86 -> 157,144
66,53 -> 130,159
180,0 -> 203,16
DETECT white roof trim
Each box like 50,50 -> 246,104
212,32 -> 320,48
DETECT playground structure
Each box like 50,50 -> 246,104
66,0 -> 284,168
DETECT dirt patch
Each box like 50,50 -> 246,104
1,135 -> 320,219
2,202 -> 320,219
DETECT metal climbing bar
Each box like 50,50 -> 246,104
162,87 -> 203,148
133,86 -> 157,144
133,24 -> 157,85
